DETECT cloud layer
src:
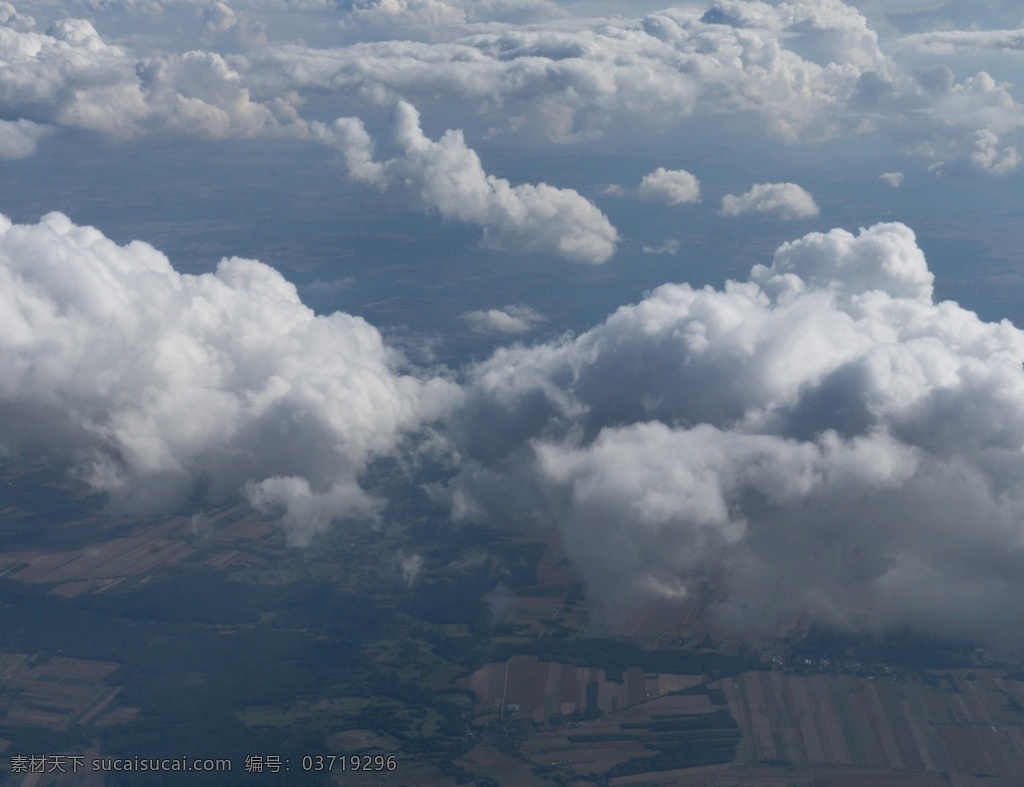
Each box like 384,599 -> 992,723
448,222 -> 1024,647
0,18 -> 303,139
0,212 -> 459,545
4,0 -> 1024,652
2,0 -> 1023,180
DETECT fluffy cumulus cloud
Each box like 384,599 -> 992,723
314,101 -> 618,263
909,71 -> 1024,174
5,0 -> 1024,645
880,171 -> 904,187
0,2 -> 33,32
0,212 -> 459,545
340,0 -> 563,28
638,167 -> 701,205
243,0 -> 1024,174
1,0 -> 1021,180
462,304 -> 543,334
722,182 -> 820,220
970,128 -> 1020,175
447,222 -> 1024,647
245,0 -> 894,143
0,19 -> 146,135
0,119 -> 50,159
0,17 -> 303,139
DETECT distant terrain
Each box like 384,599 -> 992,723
0,463 -> 1021,786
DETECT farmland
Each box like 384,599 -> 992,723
0,654 -> 137,730
461,657 -> 702,721
709,668 -> 1024,785
5,462 -> 1024,785
0,467 -> 284,599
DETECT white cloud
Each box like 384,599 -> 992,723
638,167 -> 701,205
462,304 -> 543,334
897,29 -> 1024,55
642,239 -> 680,255
722,182 -> 820,220
971,128 -> 1020,175
247,477 -> 381,546
907,73 -> 1024,176
245,1 -> 892,143
0,2 -> 34,32
927,72 -> 1021,142
0,0 -> 1018,181
341,0 -> 563,28
0,19 -> 147,136
5,0 -> 1024,644
202,2 -> 238,33
447,222 -> 1024,646
880,171 -> 904,187
399,552 -> 424,586
865,0 -> 1024,33
135,49 -> 302,138
314,101 -> 618,263
0,212 -> 460,546
0,18 -> 303,140
758,222 -> 933,303
0,119 -> 51,159
349,0 -> 467,26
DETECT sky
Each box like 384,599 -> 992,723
3,0 -> 1024,648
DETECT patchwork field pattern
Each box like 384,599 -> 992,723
718,669 -> 1024,784
0,654 -> 137,730
462,656 -> 703,722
